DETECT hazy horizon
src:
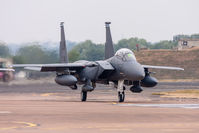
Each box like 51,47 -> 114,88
0,0 -> 199,44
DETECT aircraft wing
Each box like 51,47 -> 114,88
24,67 -> 42,71
142,65 -> 184,71
0,68 -> 15,71
12,62 -> 97,72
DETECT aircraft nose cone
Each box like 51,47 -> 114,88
121,61 -> 145,80
136,70 -> 145,80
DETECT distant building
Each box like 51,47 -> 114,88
173,34 -> 199,50
177,38 -> 199,50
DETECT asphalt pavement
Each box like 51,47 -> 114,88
0,80 -> 199,133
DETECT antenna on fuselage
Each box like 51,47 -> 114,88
105,22 -> 114,59
60,22 -> 68,63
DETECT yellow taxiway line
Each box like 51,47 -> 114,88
0,121 -> 37,130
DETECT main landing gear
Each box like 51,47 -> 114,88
81,91 -> 87,101
80,79 -> 142,102
81,79 -> 95,102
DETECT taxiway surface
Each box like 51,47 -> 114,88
0,80 -> 199,133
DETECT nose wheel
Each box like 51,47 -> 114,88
118,91 -> 125,102
117,80 -> 125,102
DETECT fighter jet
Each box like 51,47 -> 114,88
12,22 -> 183,102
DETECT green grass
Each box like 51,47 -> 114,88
135,48 -> 199,79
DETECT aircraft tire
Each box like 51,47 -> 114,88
123,86 -> 126,90
81,91 -> 87,101
118,91 -> 125,102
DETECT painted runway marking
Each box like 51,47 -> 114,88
0,121 -> 38,130
14,121 -> 37,128
101,128 -> 131,131
112,102 -> 117,105
115,104 -> 199,109
0,111 -> 12,114
41,93 -> 63,97
41,93 -> 55,97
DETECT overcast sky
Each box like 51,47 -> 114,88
0,0 -> 199,44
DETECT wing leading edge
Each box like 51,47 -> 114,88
0,68 -> 15,71
142,65 -> 184,71
12,62 -> 98,72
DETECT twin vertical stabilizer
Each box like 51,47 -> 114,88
105,22 -> 114,59
60,22 -> 68,63
59,22 -> 114,62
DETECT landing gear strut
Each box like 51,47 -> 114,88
117,80 -> 125,102
82,79 -> 94,92
81,91 -> 87,101
81,79 -> 94,102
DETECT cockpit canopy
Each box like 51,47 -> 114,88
115,48 -> 136,61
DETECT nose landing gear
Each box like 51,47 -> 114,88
118,91 -> 125,102
117,80 -> 125,102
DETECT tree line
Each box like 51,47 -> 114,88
0,37 -> 178,64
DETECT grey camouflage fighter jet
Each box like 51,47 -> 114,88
12,22 -> 183,102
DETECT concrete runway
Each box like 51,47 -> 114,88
0,80 -> 199,133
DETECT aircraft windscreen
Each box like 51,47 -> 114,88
115,48 -> 136,61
